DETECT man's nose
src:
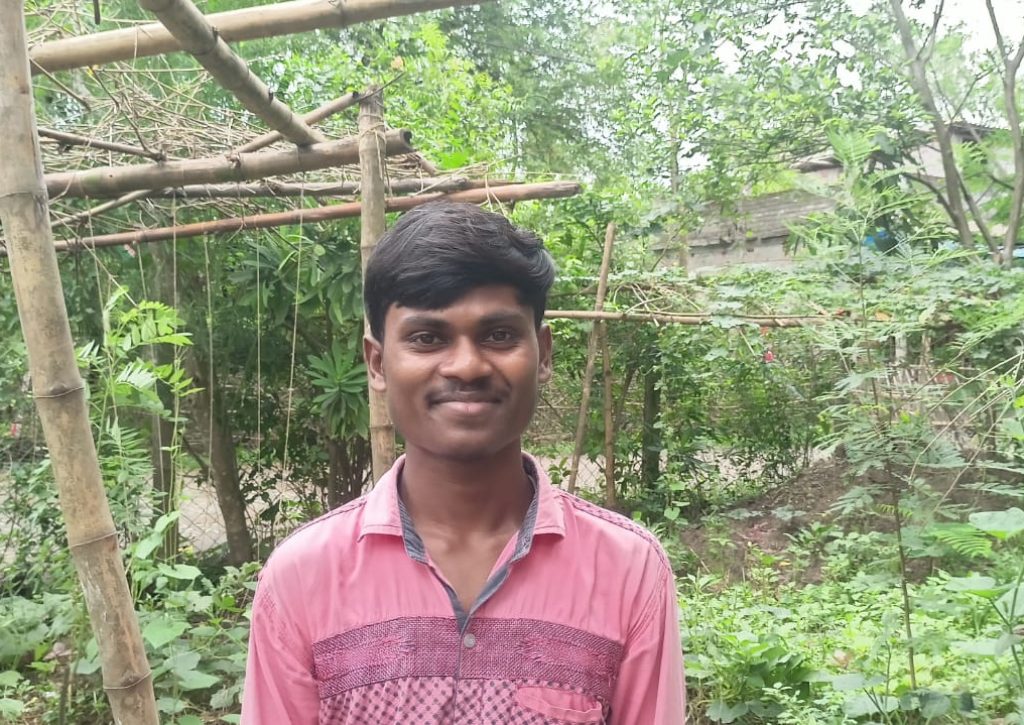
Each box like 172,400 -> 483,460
438,336 -> 491,382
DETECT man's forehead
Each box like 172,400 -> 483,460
386,285 -> 530,323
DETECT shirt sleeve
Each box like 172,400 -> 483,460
240,576 -> 320,724
609,559 -> 687,724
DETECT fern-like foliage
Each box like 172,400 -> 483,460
925,523 -> 994,559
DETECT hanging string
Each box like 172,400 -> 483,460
280,180 -> 307,487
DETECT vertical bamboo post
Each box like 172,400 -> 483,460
0,2 -> 158,723
358,87 -> 396,481
567,222 -> 616,493
600,325 -> 617,510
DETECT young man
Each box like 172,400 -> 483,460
241,203 -> 685,724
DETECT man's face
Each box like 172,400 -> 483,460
365,284 -> 553,462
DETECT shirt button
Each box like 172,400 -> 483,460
462,633 -> 477,649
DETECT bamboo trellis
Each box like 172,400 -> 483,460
2,0 -> 589,720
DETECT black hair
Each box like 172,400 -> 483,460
363,202 -> 555,340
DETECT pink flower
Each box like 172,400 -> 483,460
9,422 -> 20,438
762,350 -> 775,364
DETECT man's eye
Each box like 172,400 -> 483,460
486,329 -> 516,344
410,332 -> 442,346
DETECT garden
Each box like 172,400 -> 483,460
1,0 -> 1023,722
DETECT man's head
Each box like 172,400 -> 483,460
362,202 -> 556,462
363,202 -> 555,342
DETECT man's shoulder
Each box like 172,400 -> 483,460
550,487 -> 672,573
262,495 -> 369,572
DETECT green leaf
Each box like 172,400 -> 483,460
706,699 -> 748,723
996,585 -> 1024,619
919,690 -> 951,719
969,508 -> 1024,539
0,698 -> 24,718
175,717 -> 203,725
163,651 -> 201,677
831,673 -> 868,691
844,694 -> 899,717
158,563 -> 202,581
176,669 -> 220,691
953,633 -> 1020,657
945,575 -> 1000,597
0,671 -> 21,688
143,616 -> 189,649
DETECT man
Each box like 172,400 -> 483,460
241,202 -> 685,723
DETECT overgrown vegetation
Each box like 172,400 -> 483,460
3,0 -> 1024,722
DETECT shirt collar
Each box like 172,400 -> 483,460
357,453 -> 566,546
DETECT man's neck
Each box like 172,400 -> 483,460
399,442 -> 533,538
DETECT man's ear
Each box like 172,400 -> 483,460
363,334 -> 387,393
537,323 -> 553,384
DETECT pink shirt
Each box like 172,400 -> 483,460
241,454 -> 685,724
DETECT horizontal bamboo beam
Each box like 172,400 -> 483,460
545,309 -> 828,327
47,182 -> 580,251
234,91 -> 361,154
74,176 -> 515,199
138,0 -> 324,146
38,127 -> 166,160
30,0 -> 492,74
44,129 -> 413,198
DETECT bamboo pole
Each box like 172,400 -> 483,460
234,91 -> 361,154
58,93 -> 368,224
45,182 -> 581,251
600,324 -> 616,510
567,222 -> 616,493
545,309 -> 826,327
67,176 -> 512,200
358,89 -> 396,481
0,3 -> 158,722
44,129 -> 413,197
31,0 -> 494,74
138,0 -> 325,147
38,126 -> 166,160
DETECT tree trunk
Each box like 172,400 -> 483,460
641,364 -> 662,489
358,89 -> 397,482
600,325 -> 617,510
567,223 -> 616,493
185,352 -> 253,564
0,2 -> 158,721
150,245 -> 180,558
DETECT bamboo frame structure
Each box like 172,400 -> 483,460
545,310 -> 828,327
30,0 -> 494,74
235,91 -> 362,153
358,90 -> 398,481
138,0 -> 325,146
45,182 -> 582,251
567,222 -> 616,493
72,176 -> 512,199
38,126 -> 167,160
44,129 -> 413,197
0,3 -> 158,721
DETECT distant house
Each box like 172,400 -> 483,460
658,123 -> 1001,274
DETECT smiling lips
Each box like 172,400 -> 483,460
430,391 -> 502,416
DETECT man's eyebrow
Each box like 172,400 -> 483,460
477,310 -> 531,327
396,313 -> 450,330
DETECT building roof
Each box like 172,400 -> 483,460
684,190 -> 836,248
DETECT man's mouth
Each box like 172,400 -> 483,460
430,392 -> 502,415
